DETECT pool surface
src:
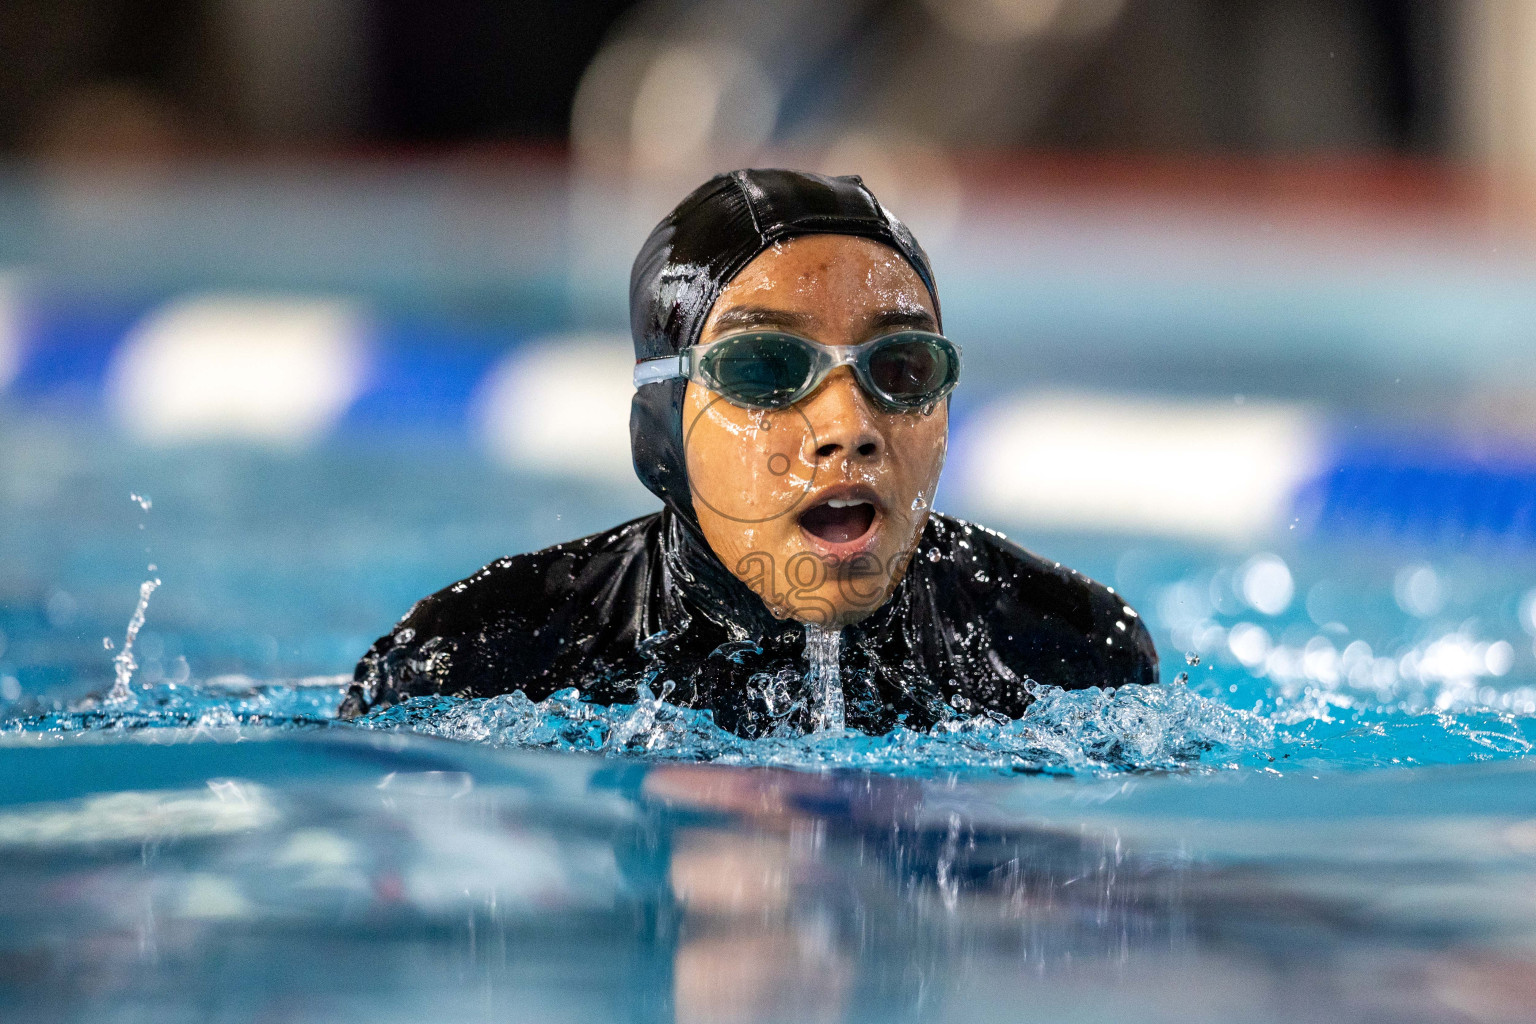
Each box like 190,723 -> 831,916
4,413 -> 1536,1022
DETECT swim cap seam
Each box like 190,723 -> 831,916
730,170 -> 768,239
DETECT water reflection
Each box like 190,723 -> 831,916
643,763 -> 1196,1023
1,735 -> 1535,1023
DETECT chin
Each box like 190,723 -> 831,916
823,602 -> 882,629
788,567 -> 898,628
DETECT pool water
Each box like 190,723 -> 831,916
4,412 -> 1536,1022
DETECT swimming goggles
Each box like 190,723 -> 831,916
633,330 -> 961,411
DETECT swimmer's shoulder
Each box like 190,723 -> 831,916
922,513 -> 1158,688
342,514 -> 663,714
403,512 -> 663,636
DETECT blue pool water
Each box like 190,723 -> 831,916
5,411 -> 1536,1021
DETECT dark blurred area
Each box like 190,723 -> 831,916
0,0 -> 1455,157
5,0 -> 1536,552
0,0 -> 641,154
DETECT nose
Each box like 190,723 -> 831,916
802,367 -> 882,464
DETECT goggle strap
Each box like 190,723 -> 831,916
633,354 -> 687,389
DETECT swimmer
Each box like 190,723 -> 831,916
340,169 -> 1156,734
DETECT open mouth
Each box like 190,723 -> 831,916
798,494 -> 879,545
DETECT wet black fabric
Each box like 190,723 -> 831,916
340,510 -> 1157,734
340,168 -> 1158,729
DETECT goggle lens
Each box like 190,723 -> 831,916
702,334 -> 813,407
695,331 -> 959,410
866,335 -> 954,404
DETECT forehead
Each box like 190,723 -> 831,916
714,234 -> 934,317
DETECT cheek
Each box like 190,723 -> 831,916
884,411 -> 948,491
870,413 -> 947,557
684,387 -> 815,550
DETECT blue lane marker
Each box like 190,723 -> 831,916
341,316 -> 516,434
9,295 -> 151,400
1297,440 -> 1536,545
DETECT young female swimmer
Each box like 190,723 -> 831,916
340,169 -> 1157,735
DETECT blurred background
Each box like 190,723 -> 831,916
6,0 -> 1536,700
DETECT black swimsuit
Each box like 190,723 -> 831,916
341,510 -> 1156,736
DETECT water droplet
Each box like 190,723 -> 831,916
107,577 -> 161,704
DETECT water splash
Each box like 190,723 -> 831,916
347,674 -> 1274,776
7,669 -> 1536,776
804,623 -> 845,732
6,676 -> 349,736
106,578 -> 161,704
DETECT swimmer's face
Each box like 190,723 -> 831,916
684,234 -> 947,628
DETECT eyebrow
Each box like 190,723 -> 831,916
706,304 -> 940,339
708,305 -> 817,335
866,308 -> 939,334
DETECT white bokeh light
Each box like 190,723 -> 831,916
473,334 -> 637,483
0,273 -> 21,393
1485,639 -> 1515,677
1240,554 -> 1294,616
575,37 -> 777,175
954,393 -> 1321,541
1227,622 -> 1272,669
1519,588 -> 1536,635
1394,563 -> 1445,619
107,295 -> 367,445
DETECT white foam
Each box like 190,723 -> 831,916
107,295 -> 367,444
953,392 -> 1321,540
473,333 -> 636,482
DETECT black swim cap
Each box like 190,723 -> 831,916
628,168 -> 940,519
